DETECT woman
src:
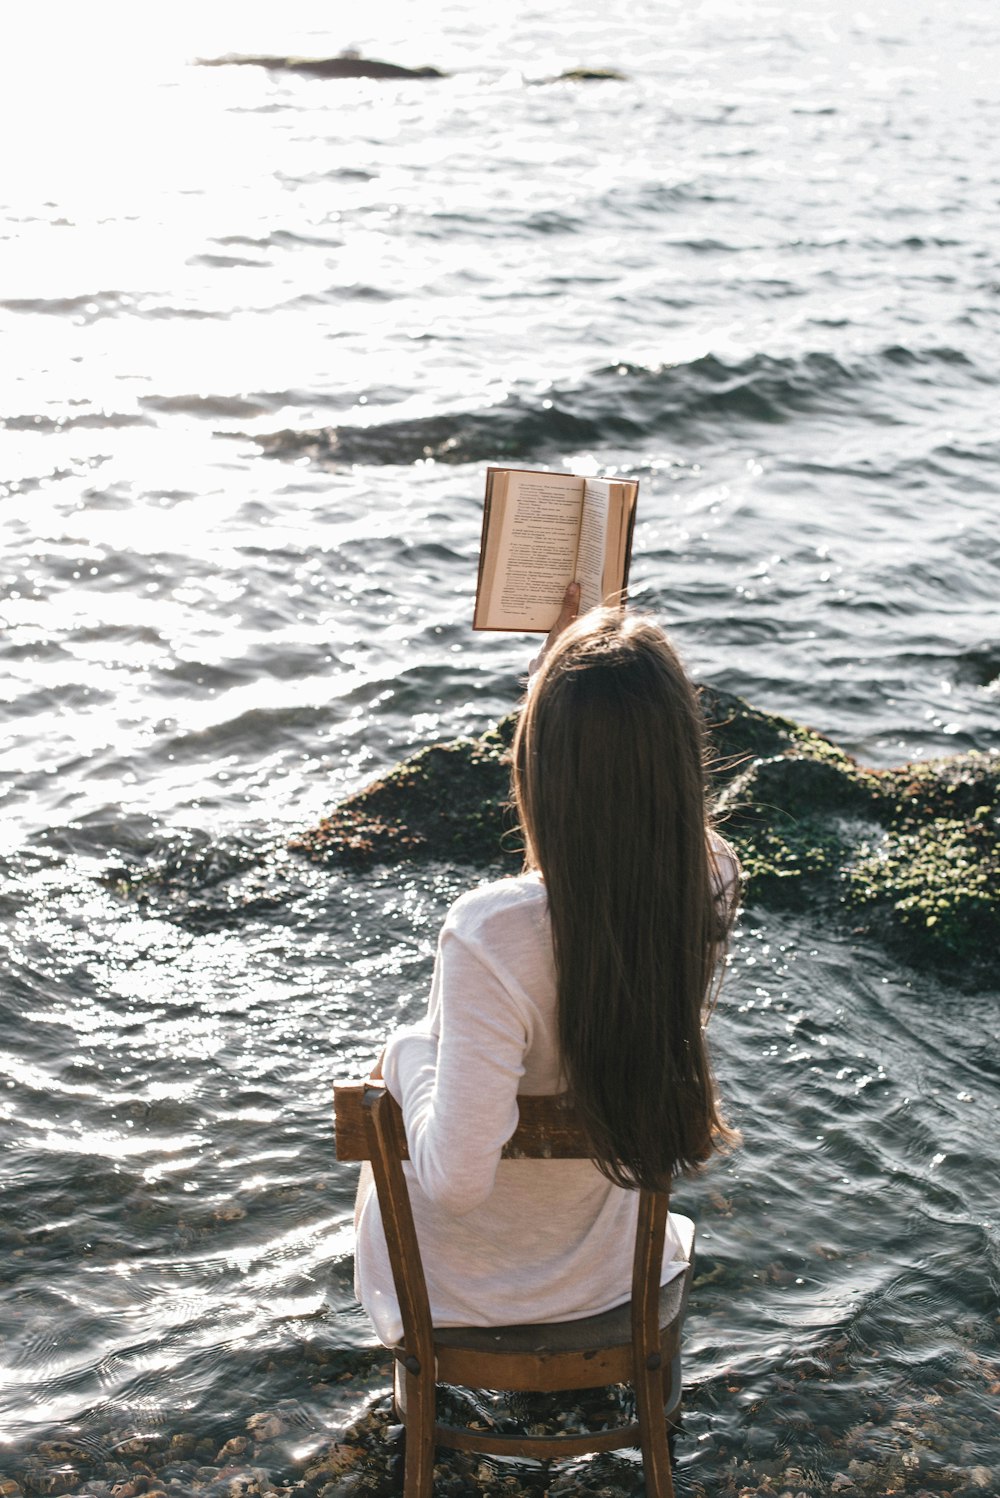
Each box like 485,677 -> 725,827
354,599 -> 740,1347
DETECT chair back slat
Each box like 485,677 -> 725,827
334,1081 -> 592,1163
500,1093 -> 590,1157
334,1080 -> 383,1161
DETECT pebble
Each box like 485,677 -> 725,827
245,1416 -> 288,1445
1,1364 -> 995,1498
303,1445 -> 366,1484
213,1204 -> 247,1223
109,1442 -> 164,1463
214,1440 -> 249,1465
164,1437 -> 197,1461
206,1467 -> 274,1497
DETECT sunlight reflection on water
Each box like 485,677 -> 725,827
1,0 -> 998,1488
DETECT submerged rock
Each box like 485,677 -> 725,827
199,53 -> 446,80
291,687 -> 999,979
550,67 -> 629,82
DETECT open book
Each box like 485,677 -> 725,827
473,467 -> 639,632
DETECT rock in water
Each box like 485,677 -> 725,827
198,54 -> 446,80
291,687 -> 999,980
289,717 -> 519,868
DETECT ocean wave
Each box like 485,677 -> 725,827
1,291 -> 129,319
246,344 -> 983,466
2,411 -> 149,433
140,392 -> 281,420
160,703 -> 334,761
187,252 -> 270,270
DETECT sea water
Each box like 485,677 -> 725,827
1,2 -> 998,1493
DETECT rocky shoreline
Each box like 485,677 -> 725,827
4,1369 -> 996,1498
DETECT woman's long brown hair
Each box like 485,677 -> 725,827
512,609 -> 738,1191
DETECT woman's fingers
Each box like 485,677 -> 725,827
529,581 -> 581,676
549,580 -> 581,640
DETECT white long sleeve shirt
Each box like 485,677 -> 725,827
354,856 -> 737,1346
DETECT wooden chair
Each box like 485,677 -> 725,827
334,1079 -> 695,1498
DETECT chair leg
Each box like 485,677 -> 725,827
400,1362 -> 436,1498
635,1361 -> 675,1498
662,1349 -> 682,1423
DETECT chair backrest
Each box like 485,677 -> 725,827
334,1079 -> 595,1164
334,1079 -> 671,1373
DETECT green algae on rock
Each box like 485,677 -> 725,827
291,688 -> 999,977
715,703 -> 999,975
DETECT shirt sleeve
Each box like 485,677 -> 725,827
381,916 -> 531,1217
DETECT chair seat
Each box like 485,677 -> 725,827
423,1273 -> 687,1357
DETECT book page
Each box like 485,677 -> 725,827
474,468 -> 509,626
477,470 -> 584,630
599,480 -> 639,607
575,479 -> 611,612
600,490 -> 622,605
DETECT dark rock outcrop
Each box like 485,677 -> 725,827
199,54 -> 446,80
290,687 -> 999,980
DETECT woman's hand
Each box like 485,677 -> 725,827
528,581 -> 581,676
369,1049 -> 385,1081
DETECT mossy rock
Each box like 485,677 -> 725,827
289,716 -> 521,868
291,688 -> 811,871
290,688 -> 999,979
717,736 -> 998,979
